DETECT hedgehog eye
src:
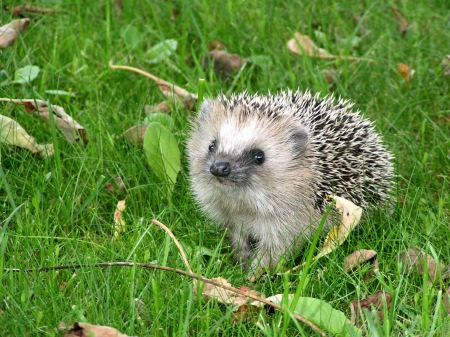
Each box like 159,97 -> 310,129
252,150 -> 265,164
208,140 -> 216,152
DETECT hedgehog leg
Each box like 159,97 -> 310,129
227,225 -> 254,269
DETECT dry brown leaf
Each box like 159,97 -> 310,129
121,124 -> 148,146
113,200 -> 126,239
397,63 -> 414,82
0,114 -> 54,157
12,5 -> 59,17
64,322 -> 134,337
287,32 -> 373,62
396,246 -> 445,282
287,32 -> 335,59
0,19 -> 30,48
322,69 -> 337,84
0,98 -> 88,144
105,174 -> 126,194
444,286 -> 450,314
350,291 -> 391,326
109,61 -> 197,108
145,101 -> 171,114
390,8 -> 409,36
203,49 -> 248,79
344,249 -> 378,273
207,40 -> 227,51
442,55 -> 450,76
198,277 -> 264,307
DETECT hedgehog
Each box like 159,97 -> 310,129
187,90 -> 394,273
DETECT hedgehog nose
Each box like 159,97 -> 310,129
210,161 -> 231,177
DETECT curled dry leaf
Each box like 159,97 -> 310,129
287,195 -> 362,273
113,200 -> 126,239
350,291 -> 391,326
121,124 -> 148,146
344,249 -> 378,273
0,99 -> 88,144
322,69 -> 337,84
109,61 -> 197,111
0,19 -> 30,48
320,196 -> 363,256
64,322 -> 134,337
396,246 -> 445,282
288,32 -> 335,59
145,101 -> 170,114
442,55 -> 450,76
0,114 -> 54,157
390,8 -> 408,36
198,276 -> 264,307
397,63 -> 414,82
12,5 -> 60,17
287,32 -> 373,62
203,49 -> 248,79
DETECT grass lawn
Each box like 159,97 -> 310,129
1,0 -> 449,335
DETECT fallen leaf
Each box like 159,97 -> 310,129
109,61 -> 197,109
207,40 -> 227,51
390,8 -> 408,36
322,69 -> 337,84
344,249 -> 378,273
203,49 -> 248,79
444,286 -> 450,314
441,55 -> 450,76
350,291 -> 391,327
287,195 -> 363,273
105,172 -> 126,194
320,196 -> 363,256
198,277 -> 264,307
287,32 -> 373,62
12,65 -> 40,84
397,63 -> 414,83
0,19 -> 30,48
121,124 -> 148,145
12,5 -> 60,17
146,39 -> 178,64
113,200 -> 126,239
396,246 -> 445,282
0,98 -> 88,144
145,101 -> 171,114
0,114 -> 54,157
64,322 -> 134,337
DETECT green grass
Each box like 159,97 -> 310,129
1,0 -> 449,335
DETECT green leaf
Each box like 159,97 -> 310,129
12,65 -> 40,84
120,25 -> 143,49
271,296 -> 361,337
247,55 -> 273,72
143,113 -> 173,130
45,90 -> 76,97
146,39 -> 178,64
143,122 -> 180,188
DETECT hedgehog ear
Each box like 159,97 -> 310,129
289,124 -> 310,155
196,99 -> 214,122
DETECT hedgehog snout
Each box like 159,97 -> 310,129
210,160 -> 231,177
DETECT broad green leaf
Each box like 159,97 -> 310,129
120,25 -> 143,49
12,65 -> 40,84
143,122 -> 180,188
268,295 -> 361,337
146,39 -> 177,64
247,55 -> 273,72
143,113 -> 173,130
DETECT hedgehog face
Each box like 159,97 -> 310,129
187,97 -> 315,218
